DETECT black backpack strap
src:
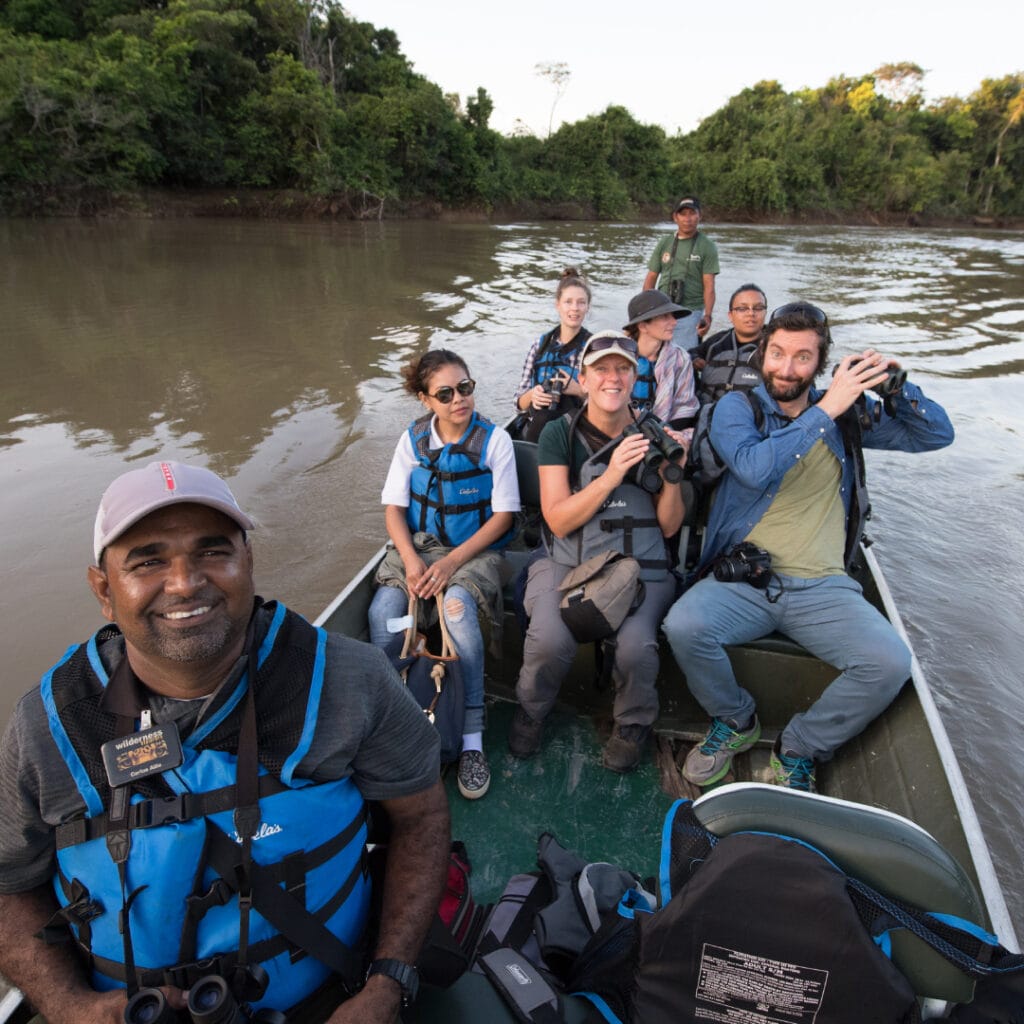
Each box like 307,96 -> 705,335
845,879 -> 1024,980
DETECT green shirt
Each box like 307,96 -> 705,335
646,231 -> 720,310
537,414 -> 613,475
744,439 -> 846,578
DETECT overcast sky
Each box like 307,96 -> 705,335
344,0 -> 1023,137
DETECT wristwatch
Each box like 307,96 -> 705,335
366,958 -> 420,1006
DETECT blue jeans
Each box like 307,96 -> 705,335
671,306 -> 703,352
662,573 -> 911,761
368,584 -> 486,734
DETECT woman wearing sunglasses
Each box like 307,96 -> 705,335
369,350 -> 521,800
513,267 -> 593,442
509,331 -> 687,773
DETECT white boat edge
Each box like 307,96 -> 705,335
864,545 -> 1019,951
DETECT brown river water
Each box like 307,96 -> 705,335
2,217 -> 1022,928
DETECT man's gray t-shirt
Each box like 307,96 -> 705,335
0,623 -> 440,894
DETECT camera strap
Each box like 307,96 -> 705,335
665,233 -> 698,301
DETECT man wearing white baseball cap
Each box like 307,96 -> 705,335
0,461 -> 448,1023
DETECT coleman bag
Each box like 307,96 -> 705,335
558,552 -> 643,643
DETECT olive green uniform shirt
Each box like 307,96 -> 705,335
646,231 -> 720,310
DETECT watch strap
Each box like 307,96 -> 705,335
366,957 -> 419,1005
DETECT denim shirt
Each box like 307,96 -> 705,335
701,381 -> 955,567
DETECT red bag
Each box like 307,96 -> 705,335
418,841 -> 486,987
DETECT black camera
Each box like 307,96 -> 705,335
713,542 -> 772,588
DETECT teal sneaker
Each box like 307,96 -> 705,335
770,738 -> 817,792
682,716 -> 761,786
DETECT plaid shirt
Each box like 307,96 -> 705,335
515,327 -> 589,408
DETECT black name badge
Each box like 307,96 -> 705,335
101,724 -> 184,787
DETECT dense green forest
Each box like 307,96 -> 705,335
1,0 -> 1022,219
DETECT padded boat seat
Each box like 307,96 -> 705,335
512,439 -> 542,511
692,782 -> 985,1002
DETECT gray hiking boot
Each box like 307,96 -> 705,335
508,705 -> 544,759
602,724 -> 651,773
682,715 -> 762,786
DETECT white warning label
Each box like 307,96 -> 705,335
694,943 -> 829,1023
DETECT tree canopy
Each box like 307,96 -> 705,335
1,0 -> 1021,219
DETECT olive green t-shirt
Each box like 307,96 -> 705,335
744,439 -> 846,577
646,231 -> 720,310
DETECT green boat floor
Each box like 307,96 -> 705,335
446,700 -> 674,903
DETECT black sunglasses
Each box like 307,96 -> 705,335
582,335 -> 639,360
429,379 -> 476,403
769,302 -> 828,325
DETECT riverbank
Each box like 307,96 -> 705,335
3,186 -> 1021,231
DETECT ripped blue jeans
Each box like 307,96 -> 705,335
368,583 -> 485,734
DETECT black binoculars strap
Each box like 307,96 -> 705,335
203,823 -> 365,990
232,630 -> 263,977
105,713 -> 145,997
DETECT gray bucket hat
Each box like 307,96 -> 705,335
623,289 -> 691,329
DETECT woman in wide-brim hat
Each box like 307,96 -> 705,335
623,289 -> 699,446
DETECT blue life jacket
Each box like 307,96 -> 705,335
631,354 -> 657,412
42,602 -> 369,1013
407,411 -> 512,549
530,326 -> 590,388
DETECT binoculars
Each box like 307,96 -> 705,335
123,965 -> 286,1024
541,376 -> 565,409
622,413 -> 686,494
844,358 -> 908,397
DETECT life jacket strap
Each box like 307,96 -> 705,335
55,774 -> 292,849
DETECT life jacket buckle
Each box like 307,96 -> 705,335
136,793 -> 187,828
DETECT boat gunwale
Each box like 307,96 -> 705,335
863,545 -> 1018,950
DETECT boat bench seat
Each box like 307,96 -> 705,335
731,631 -> 813,658
692,783 -> 986,1003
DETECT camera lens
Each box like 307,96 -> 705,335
124,989 -> 177,1024
187,976 -> 245,1024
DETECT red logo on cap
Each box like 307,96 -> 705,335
160,463 -> 177,492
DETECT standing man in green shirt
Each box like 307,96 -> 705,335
643,196 -> 720,353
